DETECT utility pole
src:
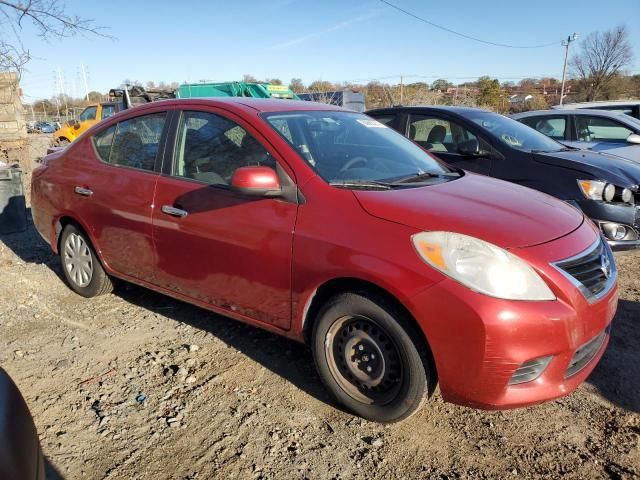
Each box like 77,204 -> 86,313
81,64 -> 90,101
400,75 -> 404,105
559,33 -> 579,106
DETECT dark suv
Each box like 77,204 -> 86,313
367,106 -> 640,251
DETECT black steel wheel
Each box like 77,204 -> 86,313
312,291 -> 434,423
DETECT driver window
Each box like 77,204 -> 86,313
408,115 -> 484,154
174,111 -> 275,185
575,116 -> 633,143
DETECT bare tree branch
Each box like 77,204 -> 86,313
0,0 -> 111,75
569,25 -> 633,101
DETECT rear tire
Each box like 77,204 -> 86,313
59,225 -> 113,297
312,291 -> 433,423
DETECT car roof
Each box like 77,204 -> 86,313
124,97 -> 345,114
512,108 -> 631,118
551,100 -> 640,109
367,105 -> 491,115
511,109 -> 640,127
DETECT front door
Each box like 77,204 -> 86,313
151,109 -> 297,330
405,113 -> 494,175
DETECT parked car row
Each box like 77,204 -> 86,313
32,97 -> 619,423
26,121 -> 58,134
368,106 -> 640,251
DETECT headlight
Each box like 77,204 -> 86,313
412,232 -> 556,301
578,180 -> 607,200
578,180 -> 634,204
603,183 -> 615,202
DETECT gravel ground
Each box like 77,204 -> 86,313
0,136 -> 638,479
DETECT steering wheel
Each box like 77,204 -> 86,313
339,156 -> 369,173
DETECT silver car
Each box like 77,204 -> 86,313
511,109 -> 640,162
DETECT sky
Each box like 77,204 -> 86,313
14,0 -> 640,101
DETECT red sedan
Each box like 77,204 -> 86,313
31,98 -> 617,422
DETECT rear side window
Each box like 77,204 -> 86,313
92,113 -> 166,171
521,116 -> 567,140
92,124 -> 116,162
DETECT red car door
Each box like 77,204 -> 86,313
151,109 -> 298,330
67,111 -> 168,282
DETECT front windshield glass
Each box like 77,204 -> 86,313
468,111 -> 566,153
263,111 -> 455,185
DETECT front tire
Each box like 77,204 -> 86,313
312,291 -> 434,423
60,225 -> 113,297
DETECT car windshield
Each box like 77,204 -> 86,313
263,111 -> 456,187
468,111 -> 566,153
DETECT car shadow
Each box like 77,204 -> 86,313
45,457 -> 64,480
0,209 -> 58,267
114,281 -> 343,413
586,299 -> 640,413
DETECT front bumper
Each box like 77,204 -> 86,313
575,200 -> 640,251
405,223 -> 618,409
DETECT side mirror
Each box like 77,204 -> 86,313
626,133 -> 640,145
72,120 -> 81,129
231,166 -> 281,197
458,138 -> 482,156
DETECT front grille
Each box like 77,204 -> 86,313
565,325 -> 610,378
553,238 -> 616,301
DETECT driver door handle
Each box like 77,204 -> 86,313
161,205 -> 189,218
74,186 -> 93,197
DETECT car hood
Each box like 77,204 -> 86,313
353,173 -> 584,249
595,144 -> 640,163
533,149 -> 640,187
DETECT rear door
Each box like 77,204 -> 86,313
72,110 -> 168,281
151,108 -> 297,330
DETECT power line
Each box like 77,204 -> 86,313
378,0 -> 559,49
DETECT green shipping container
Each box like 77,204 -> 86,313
176,82 -> 299,100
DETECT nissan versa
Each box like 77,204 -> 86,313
31,98 -> 617,423
368,106 -> 640,251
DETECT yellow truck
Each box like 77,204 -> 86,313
53,102 -> 121,145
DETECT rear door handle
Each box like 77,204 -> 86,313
161,205 -> 189,218
74,186 -> 93,197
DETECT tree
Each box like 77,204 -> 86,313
0,0 -> 109,76
86,91 -> 103,102
307,80 -> 335,92
289,78 -> 305,93
242,74 -> 258,83
476,76 -> 506,112
431,79 -> 452,92
266,78 -> 282,85
570,25 -> 633,101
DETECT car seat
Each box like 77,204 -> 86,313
426,125 -> 448,152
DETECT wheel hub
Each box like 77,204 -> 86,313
326,315 -> 403,404
64,232 -> 93,287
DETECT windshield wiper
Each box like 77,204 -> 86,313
329,180 -> 392,190
388,171 -> 460,184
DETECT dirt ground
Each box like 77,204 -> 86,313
1,135 -> 639,480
